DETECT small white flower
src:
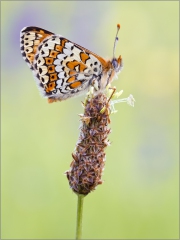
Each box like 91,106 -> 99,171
127,94 -> 135,107
110,91 -> 135,112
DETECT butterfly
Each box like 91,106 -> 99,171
20,24 -> 123,103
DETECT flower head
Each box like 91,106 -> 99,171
66,93 -> 111,195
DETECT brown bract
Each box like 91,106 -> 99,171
65,93 -> 111,195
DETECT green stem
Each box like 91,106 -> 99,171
76,194 -> 85,239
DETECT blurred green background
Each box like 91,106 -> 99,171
1,1 -> 179,239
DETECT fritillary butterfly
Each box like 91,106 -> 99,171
20,24 -> 123,103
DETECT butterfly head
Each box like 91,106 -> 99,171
111,55 -> 123,73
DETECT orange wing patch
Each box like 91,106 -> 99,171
80,52 -> 90,64
66,61 -> 87,72
47,65 -> 55,73
69,81 -> 82,89
67,76 -> 76,83
49,73 -> 58,82
54,39 -> 68,52
55,45 -> 63,52
45,57 -> 54,65
46,82 -> 56,92
69,70 -> 77,76
49,50 -> 59,58
61,39 -> 68,48
26,53 -> 34,64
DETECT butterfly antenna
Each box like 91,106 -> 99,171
113,23 -> 120,58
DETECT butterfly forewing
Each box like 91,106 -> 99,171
20,26 -> 122,103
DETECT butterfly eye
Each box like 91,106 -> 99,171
112,59 -> 118,70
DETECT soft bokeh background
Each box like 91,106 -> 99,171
1,1 -> 179,239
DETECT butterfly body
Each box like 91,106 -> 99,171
20,26 -> 123,103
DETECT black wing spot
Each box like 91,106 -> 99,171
39,82 -> 44,88
43,39 -> 49,43
38,45 -> 43,51
94,68 -> 98,72
94,61 -> 98,65
39,68 -> 42,74
34,63 -> 37,69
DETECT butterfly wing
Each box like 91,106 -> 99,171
20,27 -> 107,102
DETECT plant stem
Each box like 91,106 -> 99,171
76,194 -> 85,239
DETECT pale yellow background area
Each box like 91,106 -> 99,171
1,1 -> 179,239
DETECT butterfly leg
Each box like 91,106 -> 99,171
107,87 -> 116,104
100,87 -> 116,114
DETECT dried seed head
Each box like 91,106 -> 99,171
65,93 -> 111,195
